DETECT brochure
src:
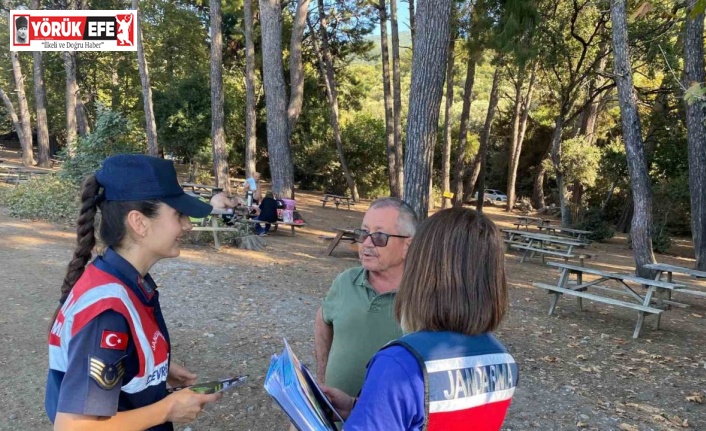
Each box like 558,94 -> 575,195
264,339 -> 343,431
168,375 -> 248,394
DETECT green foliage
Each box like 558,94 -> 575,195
59,106 -> 144,184
627,229 -> 672,254
153,76 -> 212,164
576,208 -> 615,242
543,137 -> 600,186
0,176 -> 80,221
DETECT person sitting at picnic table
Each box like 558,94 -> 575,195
209,191 -> 244,225
243,172 -> 261,205
250,191 -> 278,236
323,207 -> 518,431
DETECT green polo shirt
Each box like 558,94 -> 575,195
321,267 -> 403,396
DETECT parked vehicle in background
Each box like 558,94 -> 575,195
473,189 -> 508,203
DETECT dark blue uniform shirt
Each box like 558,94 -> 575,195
45,248 -> 172,430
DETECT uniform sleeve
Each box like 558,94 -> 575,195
343,346 -> 425,431
56,310 -> 130,418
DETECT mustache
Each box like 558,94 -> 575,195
360,246 -> 377,256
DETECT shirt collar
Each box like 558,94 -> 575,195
96,247 -> 157,304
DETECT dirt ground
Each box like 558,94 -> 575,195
1,154 -> 705,431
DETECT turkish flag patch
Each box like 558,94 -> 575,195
100,331 -> 128,351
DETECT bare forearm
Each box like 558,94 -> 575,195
314,307 -> 333,384
54,401 -> 168,431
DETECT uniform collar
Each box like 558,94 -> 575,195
96,247 -> 158,304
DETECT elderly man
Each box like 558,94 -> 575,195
314,197 -> 418,397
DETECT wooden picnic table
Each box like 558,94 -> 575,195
534,262 -> 686,338
324,227 -> 357,256
644,263 -> 706,299
505,230 -> 591,264
538,225 -> 593,242
190,208 -> 306,249
514,216 -> 551,230
181,183 -> 224,197
321,194 -> 355,210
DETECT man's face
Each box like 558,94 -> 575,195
254,172 -> 261,180
358,206 -> 411,275
16,26 -> 27,41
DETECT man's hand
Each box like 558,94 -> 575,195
168,363 -> 198,388
314,307 -> 333,385
321,385 -> 355,420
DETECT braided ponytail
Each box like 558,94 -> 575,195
57,175 -> 101,308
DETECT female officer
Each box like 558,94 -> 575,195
46,154 -> 222,431
324,207 -> 518,430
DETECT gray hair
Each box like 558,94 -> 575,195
368,197 -> 418,237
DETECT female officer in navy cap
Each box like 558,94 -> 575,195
46,154 -> 222,430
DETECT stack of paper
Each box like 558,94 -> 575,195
264,339 -> 343,431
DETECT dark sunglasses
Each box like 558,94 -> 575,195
353,229 -> 409,247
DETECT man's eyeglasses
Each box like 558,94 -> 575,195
353,229 -> 409,247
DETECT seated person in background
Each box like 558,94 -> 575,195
209,192 -> 244,225
250,191 -> 278,236
323,207 -> 518,431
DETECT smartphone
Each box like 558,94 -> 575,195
168,375 -> 248,394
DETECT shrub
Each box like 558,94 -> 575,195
626,229 -> 672,254
59,105 -> 144,184
576,208 -> 615,242
1,175 -> 80,221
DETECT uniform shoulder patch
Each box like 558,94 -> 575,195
89,356 -> 125,390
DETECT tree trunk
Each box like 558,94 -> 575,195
243,0 -> 258,178
32,51 -> 50,166
408,0 -> 415,48
286,0 -> 311,136
505,71 -> 524,212
210,0 -> 230,193
390,0 -> 404,196
532,160 -> 547,210
550,111 -> 571,226
63,51 -> 78,156
506,61 -> 537,211
379,0 -> 402,197
441,34 -> 455,209
259,0 -> 294,198
475,65 -> 501,214
0,87 -> 27,156
684,0 -> 706,270
76,91 -> 90,137
10,52 -> 35,167
610,0 -> 655,277
452,58 -> 476,206
132,0 -> 159,156
311,1 -> 359,201
403,0 -> 454,220
463,154 -> 481,203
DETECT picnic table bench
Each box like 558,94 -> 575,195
534,262 -> 685,338
505,230 -> 592,265
644,263 -> 706,299
514,216 -> 551,230
537,225 -> 593,242
324,227 -> 357,256
321,194 -> 355,210
0,165 -> 51,184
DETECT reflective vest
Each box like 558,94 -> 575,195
48,265 -> 170,394
387,331 -> 517,431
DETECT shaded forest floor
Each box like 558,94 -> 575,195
0,151 -> 705,430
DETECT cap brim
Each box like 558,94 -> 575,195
162,193 -> 213,218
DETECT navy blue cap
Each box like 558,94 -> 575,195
95,154 -> 212,218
